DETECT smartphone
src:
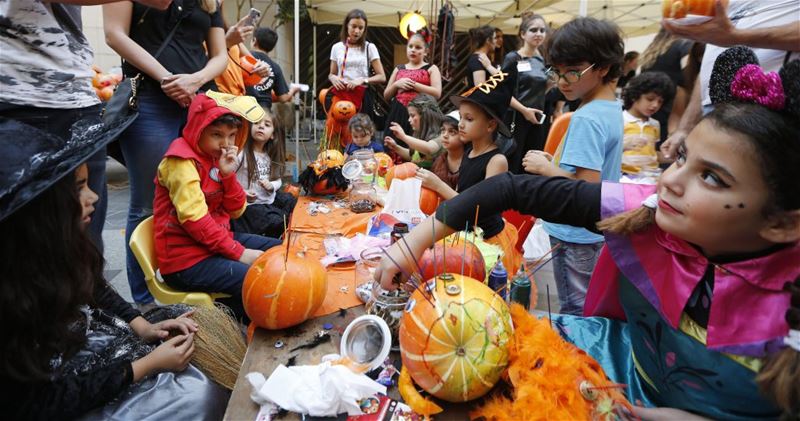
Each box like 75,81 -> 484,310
536,111 -> 547,125
246,8 -> 261,26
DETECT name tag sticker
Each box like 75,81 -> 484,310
517,61 -> 532,72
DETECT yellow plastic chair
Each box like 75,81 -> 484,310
129,216 -> 229,307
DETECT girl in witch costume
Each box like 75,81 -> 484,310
415,67 -> 524,285
375,48 -> 800,419
0,119 -> 228,419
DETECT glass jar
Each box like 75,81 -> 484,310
349,181 -> 377,213
352,149 -> 378,183
365,281 -> 410,351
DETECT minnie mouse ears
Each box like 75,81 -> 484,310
709,46 -> 800,117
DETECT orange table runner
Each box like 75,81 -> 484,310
289,196 -> 381,317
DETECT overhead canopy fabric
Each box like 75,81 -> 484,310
307,0 -> 664,37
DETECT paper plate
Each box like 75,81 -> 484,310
340,315 -> 391,372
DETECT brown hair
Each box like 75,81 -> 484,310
199,0 -> 217,14
241,109 -> 285,187
340,9 -> 368,46
639,27 -> 679,71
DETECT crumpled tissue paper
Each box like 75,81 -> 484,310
247,361 -> 387,417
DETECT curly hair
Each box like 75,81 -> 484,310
348,113 -> 375,135
546,17 -> 623,84
621,71 -> 676,110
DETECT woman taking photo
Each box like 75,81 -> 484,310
503,13 -> 548,173
104,0 -> 228,310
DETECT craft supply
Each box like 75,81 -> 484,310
510,265 -> 532,310
189,304 -> 247,390
488,261 -> 508,300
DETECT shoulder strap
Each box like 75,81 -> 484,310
153,11 -> 185,60
422,63 -> 432,71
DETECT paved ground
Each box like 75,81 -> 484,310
102,155 -> 560,313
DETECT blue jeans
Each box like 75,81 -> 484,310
120,90 -> 188,304
163,233 -> 281,321
549,236 -> 603,316
0,103 -> 107,249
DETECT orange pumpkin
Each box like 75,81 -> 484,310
317,149 -> 345,167
311,178 -> 344,196
240,55 -> 263,86
400,274 -> 512,402
419,237 -> 486,283
662,0 -> 724,18
243,247 -> 328,329
385,162 -> 419,189
418,187 -> 441,215
331,100 -> 356,122
318,88 -> 329,107
374,152 -> 394,177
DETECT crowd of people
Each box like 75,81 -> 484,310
1,0 -> 798,419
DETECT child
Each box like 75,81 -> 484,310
416,70 -> 522,274
383,93 -> 444,168
620,72 -> 675,178
382,28 -> 442,148
375,51 -> 800,420
233,108 -> 297,239
429,114 -> 463,190
153,92 -> 281,321
521,17 -> 624,315
1,120 -> 227,419
248,27 -> 300,108
343,113 -> 384,158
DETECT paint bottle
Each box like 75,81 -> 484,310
510,264 -> 531,310
487,261 -> 508,300
390,223 -> 409,245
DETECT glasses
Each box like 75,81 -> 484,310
527,27 -> 547,33
545,63 -> 596,84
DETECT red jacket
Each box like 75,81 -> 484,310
153,94 -> 247,275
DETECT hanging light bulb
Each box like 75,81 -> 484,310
399,12 -> 427,39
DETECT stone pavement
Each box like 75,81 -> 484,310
101,158 -> 560,313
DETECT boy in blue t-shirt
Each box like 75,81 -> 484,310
344,113 -> 384,158
522,17 -> 624,315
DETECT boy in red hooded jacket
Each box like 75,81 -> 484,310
153,91 -> 280,320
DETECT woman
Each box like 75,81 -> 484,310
503,13 -> 548,173
104,0 -> 228,309
466,25 -> 499,88
328,9 -> 386,116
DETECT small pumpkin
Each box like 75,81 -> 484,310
400,274 -> 512,402
331,100 -> 356,122
662,0 -> 724,18
243,247 -> 328,329
385,162 -> 419,189
317,149 -> 345,168
418,236 -> 486,283
239,55 -> 264,86
418,187 -> 441,215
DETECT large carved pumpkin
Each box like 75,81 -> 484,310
243,247 -> 328,329
419,237 -> 486,283
400,274 -> 512,402
331,100 -> 356,122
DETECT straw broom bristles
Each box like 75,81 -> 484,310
190,304 -> 247,390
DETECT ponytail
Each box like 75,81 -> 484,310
596,194 -> 657,235
757,277 -> 800,418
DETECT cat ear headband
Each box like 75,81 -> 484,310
709,46 -> 800,117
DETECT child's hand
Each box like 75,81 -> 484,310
395,78 -> 415,91
218,145 -> 239,177
387,123 -> 406,140
239,248 -> 263,265
246,190 -> 257,203
259,179 -> 275,193
252,59 -> 273,78
137,311 -> 199,343
522,150 -> 553,175
415,168 -> 442,192
383,136 -> 399,151
330,74 -> 346,90
146,333 -> 195,373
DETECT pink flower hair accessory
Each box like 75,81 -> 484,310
730,64 -> 786,111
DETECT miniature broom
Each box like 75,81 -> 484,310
190,304 -> 247,390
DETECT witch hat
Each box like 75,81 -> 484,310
450,64 -> 517,138
0,114 -> 129,222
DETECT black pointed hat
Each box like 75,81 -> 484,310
449,64 -> 517,138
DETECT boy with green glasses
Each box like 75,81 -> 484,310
521,17 -> 624,315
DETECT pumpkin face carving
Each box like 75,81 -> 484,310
400,274 -> 512,402
243,247 -> 328,329
331,100 -> 356,122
